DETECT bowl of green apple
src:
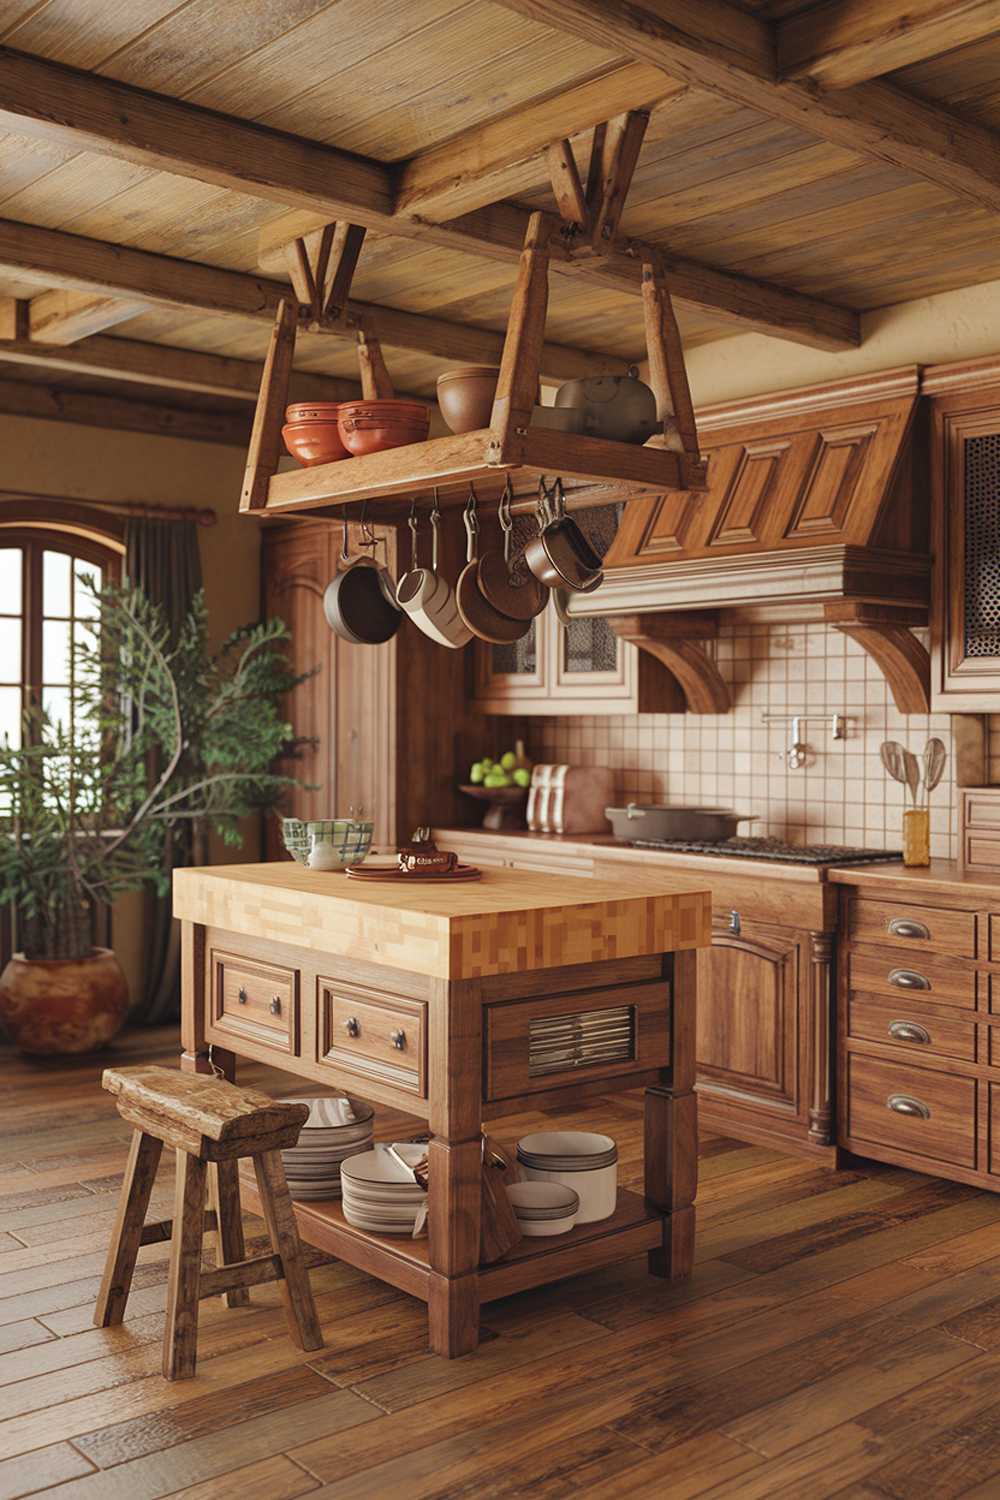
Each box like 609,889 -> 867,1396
460,747 -> 532,830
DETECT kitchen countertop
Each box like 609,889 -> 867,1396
830,859 -> 1000,898
173,861 -> 712,981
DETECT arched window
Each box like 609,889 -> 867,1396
0,500 -> 124,744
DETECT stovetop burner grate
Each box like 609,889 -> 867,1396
628,836 -> 902,867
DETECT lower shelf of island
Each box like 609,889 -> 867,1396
240,1177 -> 662,1304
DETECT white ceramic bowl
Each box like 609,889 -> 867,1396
516,1131 -> 618,1223
506,1180 -> 578,1235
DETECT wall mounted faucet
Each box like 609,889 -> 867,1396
762,713 -> 850,770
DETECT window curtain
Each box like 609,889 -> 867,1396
123,517 -> 203,1024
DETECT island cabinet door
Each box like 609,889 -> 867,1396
696,920 -> 809,1139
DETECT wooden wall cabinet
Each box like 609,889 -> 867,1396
929,374 -> 1000,708
473,603 -> 679,715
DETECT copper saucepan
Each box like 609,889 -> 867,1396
476,481 -> 547,622
523,477 -> 603,593
455,490 -> 532,645
323,518 -> 402,645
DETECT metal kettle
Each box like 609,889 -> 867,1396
553,366 -> 658,445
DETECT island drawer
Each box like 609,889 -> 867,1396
318,979 -> 426,1097
847,994 -> 977,1063
484,981 -> 670,1102
846,948 -> 976,1010
211,950 -> 299,1055
845,1053 -> 977,1169
847,898 -> 976,958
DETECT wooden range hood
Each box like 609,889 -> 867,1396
569,366 -> 932,714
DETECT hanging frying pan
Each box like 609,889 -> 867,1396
455,489 -> 532,645
323,518 -> 401,645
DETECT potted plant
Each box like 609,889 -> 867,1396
0,582 -> 306,1054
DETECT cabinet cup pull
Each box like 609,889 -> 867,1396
269,995 -> 281,1015
888,968 -> 931,991
887,1093 -> 931,1120
237,986 -> 247,1004
728,909 -> 741,935
888,1020 -> 931,1045
887,917 -> 930,940
390,1028 -> 406,1051
345,1016 -> 360,1038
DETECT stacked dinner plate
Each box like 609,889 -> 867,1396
277,1095 -> 374,1201
340,1142 -> 428,1235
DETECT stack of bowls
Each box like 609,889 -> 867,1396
276,1096 -> 374,1200
516,1130 -> 618,1223
340,1142 -> 428,1234
282,402 -> 349,467
506,1180 -> 579,1237
337,400 -> 429,456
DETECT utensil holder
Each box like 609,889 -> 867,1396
902,808 -> 930,867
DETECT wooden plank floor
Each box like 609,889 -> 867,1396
3,1030 -> 1000,1498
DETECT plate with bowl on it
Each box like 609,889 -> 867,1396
281,816 -> 374,869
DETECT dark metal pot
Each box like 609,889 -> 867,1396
554,369 -> 658,445
323,557 -> 401,644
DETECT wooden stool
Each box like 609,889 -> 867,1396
95,1065 -> 324,1379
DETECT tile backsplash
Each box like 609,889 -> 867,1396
531,623 -> 960,859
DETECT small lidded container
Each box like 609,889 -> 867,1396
515,1131 -> 618,1223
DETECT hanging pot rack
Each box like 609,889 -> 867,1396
239,209 -> 709,527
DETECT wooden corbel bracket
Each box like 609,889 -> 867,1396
823,602 -> 930,713
607,612 -> 731,714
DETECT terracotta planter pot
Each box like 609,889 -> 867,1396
0,947 -> 129,1055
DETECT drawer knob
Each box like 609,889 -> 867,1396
269,995 -> 281,1016
345,1016 -> 360,1038
390,1028 -> 406,1051
887,1093 -> 931,1120
887,917 -> 930,940
889,968 -> 931,991
728,909 -> 741,935
888,1020 -> 931,1045
237,987 -> 247,1004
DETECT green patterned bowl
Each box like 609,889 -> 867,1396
281,817 -> 374,867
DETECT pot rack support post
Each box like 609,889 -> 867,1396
487,210 -> 555,467
240,297 -> 299,513
356,328 -> 395,400
642,255 -> 700,461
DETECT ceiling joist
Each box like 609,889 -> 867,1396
494,0 -> 1000,217
778,0 -> 1000,89
0,45 -> 858,352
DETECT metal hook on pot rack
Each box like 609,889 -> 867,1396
430,488 -> 441,574
407,498 -> 419,573
498,476 -> 514,564
463,485 -> 480,563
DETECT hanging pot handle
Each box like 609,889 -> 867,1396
340,516 -> 351,565
551,585 -> 572,630
430,489 -> 441,574
407,499 -> 419,573
464,486 -> 479,564
498,477 -> 514,566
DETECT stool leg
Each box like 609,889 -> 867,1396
163,1151 -> 207,1380
209,1160 -> 250,1308
252,1150 -> 323,1352
94,1130 -> 163,1328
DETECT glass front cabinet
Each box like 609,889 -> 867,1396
474,604 -> 670,715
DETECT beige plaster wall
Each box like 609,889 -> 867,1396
1,414 -> 262,1003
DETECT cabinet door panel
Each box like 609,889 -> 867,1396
696,929 -> 799,1115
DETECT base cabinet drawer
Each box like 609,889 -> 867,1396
847,948 -> 976,1010
211,950 -> 299,1054
848,898 -> 976,958
319,979 -> 427,1096
485,981 -> 669,1101
845,1053 -> 977,1169
847,994 -> 977,1063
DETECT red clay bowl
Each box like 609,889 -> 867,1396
282,419 -> 350,467
285,402 -> 345,423
338,401 -> 430,457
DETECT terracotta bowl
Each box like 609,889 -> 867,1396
282,419 -> 349,467
338,400 -> 430,457
436,366 -> 500,433
285,402 -> 345,423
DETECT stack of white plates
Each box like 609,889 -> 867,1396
516,1130 -> 618,1223
340,1142 -> 428,1235
277,1095 -> 374,1201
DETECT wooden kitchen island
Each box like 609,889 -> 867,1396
173,862 -> 712,1357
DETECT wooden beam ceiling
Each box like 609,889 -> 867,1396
0,219 -> 615,382
493,0 -> 1000,216
0,318 -> 361,404
0,45 -> 857,352
778,0 -> 1000,89
27,290 -> 147,345
0,376 -> 251,446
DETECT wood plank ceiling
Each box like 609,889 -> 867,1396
0,0 -> 999,438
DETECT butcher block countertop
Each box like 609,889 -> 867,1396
173,862 -> 712,981
830,859 -> 1000,899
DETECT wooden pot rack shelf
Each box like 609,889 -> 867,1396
239,208 -> 708,523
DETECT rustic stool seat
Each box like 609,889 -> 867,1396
95,1065 -> 323,1379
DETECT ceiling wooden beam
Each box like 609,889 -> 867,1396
0,45 -> 857,351
778,0 -> 1000,89
0,376 -> 251,446
0,316 -> 361,403
395,61 -> 683,219
493,0 -> 1000,215
0,218 -> 617,380
27,289 -> 147,345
